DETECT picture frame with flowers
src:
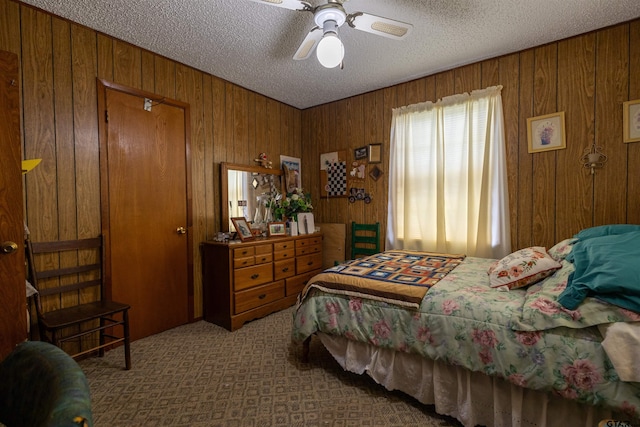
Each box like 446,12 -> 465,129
527,111 -> 566,153
623,99 -> 640,143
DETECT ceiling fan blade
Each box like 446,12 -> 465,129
248,0 -> 310,11
348,12 -> 413,40
293,27 -> 323,61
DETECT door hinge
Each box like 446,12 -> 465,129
105,110 -> 109,123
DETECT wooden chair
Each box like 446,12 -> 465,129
351,221 -> 381,259
25,236 -> 131,370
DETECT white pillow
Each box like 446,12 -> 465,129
488,246 -> 561,290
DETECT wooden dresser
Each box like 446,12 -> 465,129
201,233 -> 323,331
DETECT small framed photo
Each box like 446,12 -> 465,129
354,146 -> 368,160
297,213 -> 315,235
368,143 -> 382,163
267,221 -> 286,237
527,112 -> 566,153
231,217 -> 254,241
623,99 -> 640,143
369,165 -> 383,181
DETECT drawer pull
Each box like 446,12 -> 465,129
258,294 -> 266,300
251,274 -> 259,280
307,261 -> 313,266
282,267 -> 289,272
242,261 -> 248,265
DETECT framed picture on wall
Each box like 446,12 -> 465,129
623,99 -> 640,143
280,155 -> 301,192
368,143 -> 382,163
231,217 -> 254,242
527,112 -> 566,153
369,165 -> 383,181
354,146 -> 368,160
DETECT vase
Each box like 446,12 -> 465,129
253,207 -> 263,224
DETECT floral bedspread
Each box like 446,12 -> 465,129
292,256 -> 640,419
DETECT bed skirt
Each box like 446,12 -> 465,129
317,332 -> 619,427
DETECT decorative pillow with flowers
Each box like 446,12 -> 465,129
488,246 -> 561,290
547,237 -> 578,262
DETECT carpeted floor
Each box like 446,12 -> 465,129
79,307 -> 462,427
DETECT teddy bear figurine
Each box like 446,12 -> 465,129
254,152 -> 273,169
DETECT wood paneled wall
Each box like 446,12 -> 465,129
301,20 -> 640,252
1,0 -> 301,319
2,0 -> 638,320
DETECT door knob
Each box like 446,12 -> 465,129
176,227 -> 187,235
1,241 -> 18,254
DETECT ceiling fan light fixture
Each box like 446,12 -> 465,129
314,6 -> 346,28
316,31 -> 344,68
253,0 -> 413,66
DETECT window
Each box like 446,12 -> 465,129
386,86 -> 510,258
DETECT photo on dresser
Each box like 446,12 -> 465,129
231,217 -> 254,241
268,221 -> 286,237
297,213 -> 315,235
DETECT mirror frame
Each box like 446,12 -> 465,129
220,162 -> 284,233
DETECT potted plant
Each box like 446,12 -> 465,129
272,187 -> 313,230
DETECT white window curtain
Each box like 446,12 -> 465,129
386,85 -> 510,259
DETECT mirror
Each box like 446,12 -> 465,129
221,162 -> 284,233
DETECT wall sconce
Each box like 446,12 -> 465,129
581,143 -> 607,174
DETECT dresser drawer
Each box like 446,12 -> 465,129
234,263 -> 273,291
296,253 -> 323,274
233,246 -> 255,258
274,258 -> 296,280
274,241 -> 295,252
296,235 -> 322,247
233,256 -> 255,269
295,243 -> 321,256
307,236 -> 322,246
273,248 -> 294,261
254,253 -> 273,264
286,270 -> 321,296
296,238 -> 311,248
234,280 -> 285,314
254,244 -> 272,255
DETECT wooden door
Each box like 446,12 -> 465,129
98,80 -> 192,342
0,50 -> 27,358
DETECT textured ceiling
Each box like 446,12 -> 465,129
19,0 -> 640,109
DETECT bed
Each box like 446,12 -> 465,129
291,225 -> 640,427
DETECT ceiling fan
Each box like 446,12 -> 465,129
249,0 -> 413,68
